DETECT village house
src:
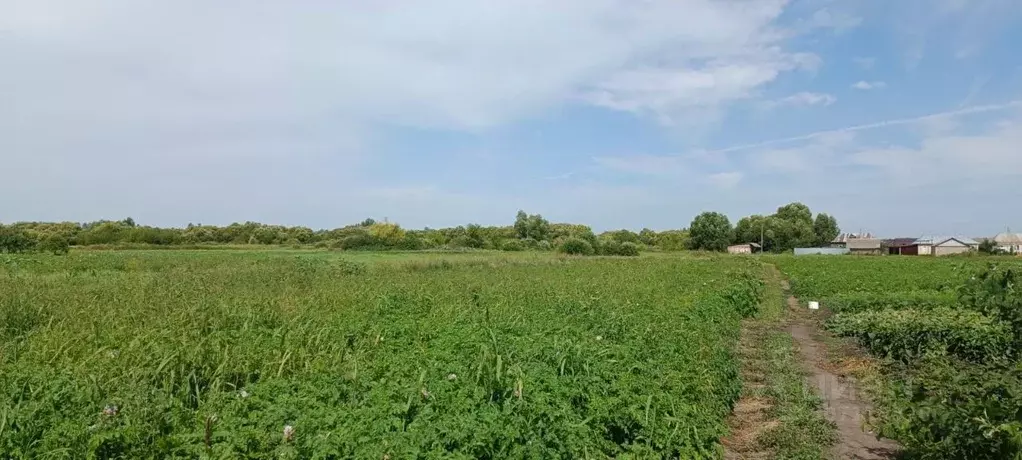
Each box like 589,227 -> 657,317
727,243 -> 761,254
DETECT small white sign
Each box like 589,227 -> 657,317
808,301 -> 820,310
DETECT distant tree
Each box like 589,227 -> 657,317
688,212 -> 734,252
557,237 -> 594,256
734,215 -> 772,247
368,223 -> 405,246
775,202 -> 813,226
0,225 -> 35,253
638,228 -> 658,246
813,213 -> 840,246
656,230 -> 689,251
38,234 -> 70,255
514,211 -> 551,241
121,217 -> 137,228
978,239 -> 1002,255
359,218 -> 377,227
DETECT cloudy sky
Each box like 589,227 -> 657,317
3,0 -> 1021,235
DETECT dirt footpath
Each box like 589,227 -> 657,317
782,280 -> 901,460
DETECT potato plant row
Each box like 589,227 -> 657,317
774,256 -> 1022,459
1,251 -> 762,458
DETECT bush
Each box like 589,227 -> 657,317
38,234 -> 70,255
828,308 -> 1013,362
824,291 -> 955,314
598,240 -> 640,256
537,240 -> 552,251
876,357 -> 1022,459
558,237 -> 594,256
0,225 -> 35,253
501,239 -> 525,251
337,233 -> 377,250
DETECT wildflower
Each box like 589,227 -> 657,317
106,349 -> 120,358
420,388 -> 431,400
102,405 -> 119,417
283,424 -> 295,442
446,373 -> 457,381
595,335 -> 603,341
239,389 -> 250,398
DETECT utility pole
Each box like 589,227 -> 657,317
760,220 -> 765,250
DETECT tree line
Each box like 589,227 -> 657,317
688,202 -> 840,252
0,202 -> 838,255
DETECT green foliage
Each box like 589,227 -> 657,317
959,264 -> 1022,348
776,257 -> 1022,459
828,308 -> 1013,362
513,210 -> 550,241
38,234 -> 71,255
876,358 -> 1022,460
500,239 -> 525,251
0,225 -> 35,253
688,212 -> 733,252
0,251 -> 764,457
733,203 -> 841,252
557,237 -> 594,255
812,213 -> 840,247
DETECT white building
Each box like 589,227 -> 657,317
992,232 -> 1022,254
913,236 -> 980,256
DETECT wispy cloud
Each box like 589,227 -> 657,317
770,92 -> 836,107
852,57 -> 876,69
709,100 -> 1022,154
851,80 -> 887,90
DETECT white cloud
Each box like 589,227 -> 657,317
0,0 -> 824,224
772,92 -> 837,107
851,80 -> 887,90
707,171 -> 744,189
852,57 -> 876,69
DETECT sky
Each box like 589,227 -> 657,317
2,0 -> 1021,236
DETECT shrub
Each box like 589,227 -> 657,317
876,357 -> 1022,459
501,239 -> 525,251
616,242 -> 640,256
536,240 -> 552,251
38,234 -> 70,255
0,225 -> 35,253
557,237 -> 594,256
824,291 -> 955,314
828,308 -> 1013,362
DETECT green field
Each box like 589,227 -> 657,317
773,255 -> 1022,459
0,251 -> 763,458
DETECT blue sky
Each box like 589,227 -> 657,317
2,0 -> 1021,236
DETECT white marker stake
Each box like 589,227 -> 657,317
808,301 -> 820,310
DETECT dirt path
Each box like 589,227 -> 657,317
782,280 -> 901,460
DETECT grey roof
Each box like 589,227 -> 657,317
993,232 -> 1022,245
914,236 -> 979,246
831,232 -> 874,243
846,238 -> 881,249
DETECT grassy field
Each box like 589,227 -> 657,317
0,250 -> 764,458
772,255 -> 1022,459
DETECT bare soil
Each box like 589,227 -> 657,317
782,280 -> 901,460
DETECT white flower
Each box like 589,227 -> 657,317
106,350 -> 120,358
446,373 -> 457,381
595,335 -> 603,341
283,425 -> 295,442
239,389 -> 250,398
102,405 -> 119,417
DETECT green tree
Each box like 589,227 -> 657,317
813,213 -> 840,246
38,234 -> 70,255
775,202 -> 813,226
0,225 -> 35,253
688,212 -> 733,252
513,211 -> 551,241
